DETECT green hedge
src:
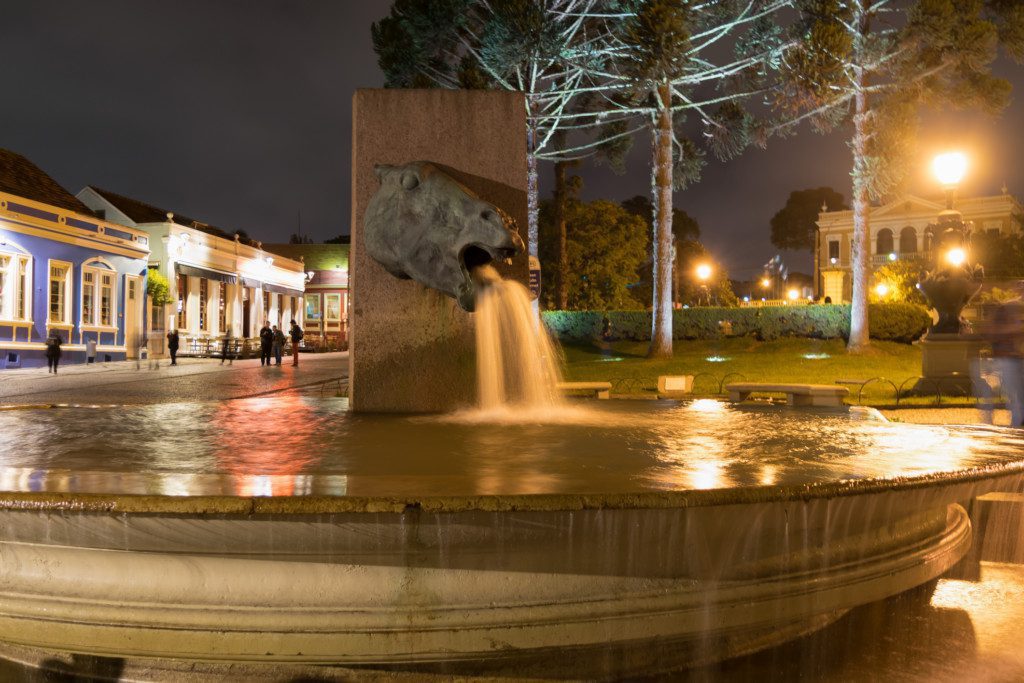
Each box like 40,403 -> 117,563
541,303 -> 931,344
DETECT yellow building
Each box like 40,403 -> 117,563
815,190 -> 1023,302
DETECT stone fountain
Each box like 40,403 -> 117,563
0,91 -> 1021,682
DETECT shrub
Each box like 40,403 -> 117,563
542,302 -> 931,344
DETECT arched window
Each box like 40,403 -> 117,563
899,226 -> 917,253
923,226 -> 936,252
876,228 -> 894,255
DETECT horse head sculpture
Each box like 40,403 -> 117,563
363,161 -> 524,312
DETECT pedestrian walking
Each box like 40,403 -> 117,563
272,325 -> 286,366
259,322 -> 274,366
166,329 -> 179,366
985,301 -> 1024,426
221,330 -> 234,365
45,330 -> 62,374
86,338 -> 97,364
289,319 -> 303,367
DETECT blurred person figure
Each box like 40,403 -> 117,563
45,330 -> 62,374
985,301 -> 1024,426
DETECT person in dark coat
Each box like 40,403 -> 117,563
166,329 -> 180,366
45,330 -> 62,374
272,325 -> 286,366
221,330 -> 234,365
289,319 -> 303,367
259,322 -> 274,366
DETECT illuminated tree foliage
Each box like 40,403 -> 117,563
538,197 -> 649,310
777,0 -> 1024,351
372,0 -> 629,264
576,0 -> 789,357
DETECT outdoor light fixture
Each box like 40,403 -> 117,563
933,151 -> 968,187
787,289 -> 799,301
742,296 -> 750,302
695,263 -> 712,281
761,278 -> 770,288
888,252 -> 897,262
830,257 -> 837,265
875,283 -> 889,297
945,247 -> 967,267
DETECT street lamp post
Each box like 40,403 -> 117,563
913,151 -> 985,396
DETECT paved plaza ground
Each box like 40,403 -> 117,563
0,352 -> 347,406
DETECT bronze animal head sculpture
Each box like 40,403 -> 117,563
364,161 -> 525,312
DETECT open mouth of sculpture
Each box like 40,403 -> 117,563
459,243 -> 516,285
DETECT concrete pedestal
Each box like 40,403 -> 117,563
914,333 -> 986,396
349,89 -> 529,413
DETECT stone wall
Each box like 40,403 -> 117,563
350,89 -> 528,413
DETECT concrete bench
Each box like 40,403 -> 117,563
557,381 -> 612,399
725,383 -> 848,407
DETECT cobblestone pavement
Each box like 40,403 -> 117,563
0,352 -> 347,405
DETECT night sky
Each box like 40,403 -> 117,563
2,2 -> 1022,278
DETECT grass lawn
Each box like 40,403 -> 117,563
558,337 -> 958,406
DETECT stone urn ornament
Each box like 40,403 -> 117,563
918,262 -> 984,335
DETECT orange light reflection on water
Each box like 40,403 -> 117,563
212,395 -> 321,496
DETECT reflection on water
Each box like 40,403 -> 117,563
0,397 -> 1023,497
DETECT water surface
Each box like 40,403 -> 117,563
1,397 -> 1022,497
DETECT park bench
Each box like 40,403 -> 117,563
725,382 -> 848,407
557,381 -> 612,399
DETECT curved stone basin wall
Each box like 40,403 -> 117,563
0,466 -> 1019,681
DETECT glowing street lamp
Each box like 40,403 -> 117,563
945,247 -> 967,267
932,152 -> 968,187
695,263 -> 713,306
874,282 -> 889,298
760,277 -> 770,288
786,289 -> 799,301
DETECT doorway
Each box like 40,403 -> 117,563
125,275 -> 143,358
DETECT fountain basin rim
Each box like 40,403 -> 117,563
2,459 -> 1023,514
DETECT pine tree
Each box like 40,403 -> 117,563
778,0 -> 1024,351
372,1 -> 629,268
585,0 -> 788,358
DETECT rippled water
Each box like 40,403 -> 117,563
1,397 -> 1023,497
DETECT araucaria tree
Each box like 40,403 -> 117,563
372,1 -> 628,264
588,0 -> 789,358
778,0 -> 1024,351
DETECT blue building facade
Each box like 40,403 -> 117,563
0,158 -> 150,369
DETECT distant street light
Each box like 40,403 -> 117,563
945,247 -> 967,267
695,263 -> 713,306
875,282 -> 889,298
695,263 -> 713,281
786,289 -> 799,301
760,277 -> 770,288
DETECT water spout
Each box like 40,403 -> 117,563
472,265 -> 564,414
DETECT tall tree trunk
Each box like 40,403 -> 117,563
553,160 -> 570,310
526,121 -> 540,318
848,4 -> 871,352
648,81 -> 674,359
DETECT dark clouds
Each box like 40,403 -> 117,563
1,2 -> 1020,278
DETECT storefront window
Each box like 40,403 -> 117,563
49,262 -> 70,323
325,293 -> 341,322
199,278 -> 209,331
82,271 -> 94,323
218,282 -> 227,333
100,273 -> 113,326
176,273 -> 187,330
304,294 -> 321,322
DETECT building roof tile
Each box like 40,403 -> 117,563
0,148 -> 93,214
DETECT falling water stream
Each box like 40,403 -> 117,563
471,264 -> 564,413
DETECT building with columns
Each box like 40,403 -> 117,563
264,242 -> 349,348
815,191 -> 1023,303
76,187 -> 305,351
